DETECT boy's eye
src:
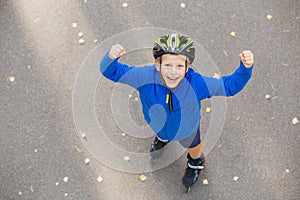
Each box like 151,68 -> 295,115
177,65 -> 184,68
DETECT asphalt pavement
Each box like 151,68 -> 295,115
0,0 -> 299,200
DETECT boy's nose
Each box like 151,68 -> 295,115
170,67 -> 177,74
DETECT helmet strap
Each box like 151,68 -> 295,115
158,56 -> 167,86
185,57 -> 188,77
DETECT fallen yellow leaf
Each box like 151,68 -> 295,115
139,174 -> 147,182
122,2 -> 128,8
80,132 -> 86,138
63,176 -> 69,182
78,32 -> 84,37
97,176 -> 103,183
292,117 -> 299,125
205,107 -> 211,113
123,156 -> 130,162
230,31 -> 236,37
265,94 -> 271,100
233,176 -> 239,181
8,76 -> 15,82
72,23 -> 78,28
213,73 -> 221,79
78,39 -> 85,45
84,158 -> 91,164
180,3 -> 186,8
203,179 -> 209,185
266,15 -> 272,20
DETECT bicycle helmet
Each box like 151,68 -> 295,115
153,33 -> 195,63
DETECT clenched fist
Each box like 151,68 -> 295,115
109,44 -> 126,60
239,50 -> 254,68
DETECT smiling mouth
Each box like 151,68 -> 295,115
167,76 -> 179,81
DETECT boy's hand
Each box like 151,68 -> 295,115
239,50 -> 254,68
109,44 -> 126,60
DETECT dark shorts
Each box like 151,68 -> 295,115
178,128 -> 201,148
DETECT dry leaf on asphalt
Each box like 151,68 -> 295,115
84,158 -> 91,164
78,32 -> 83,37
203,179 -> 209,185
230,31 -> 236,37
292,117 -> 299,125
266,15 -> 272,20
123,156 -> 130,162
139,174 -> 147,182
180,3 -> 186,8
63,177 -> 69,182
122,2 -> 128,8
78,39 -> 85,45
80,132 -> 86,138
72,23 -> 78,28
205,107 -> 211,113
97,176 -> 103,183
8,76 -> 15,82
265,94 -> 271,100
233,176 -> 239,181
213,73 -> 221,79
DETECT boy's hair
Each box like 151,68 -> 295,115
153,33 -> 195,63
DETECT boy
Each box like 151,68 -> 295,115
100,33 -> 254,191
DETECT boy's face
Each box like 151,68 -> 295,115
155,54 -> 190,89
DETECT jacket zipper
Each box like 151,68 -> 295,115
164,89 -> 173,140
166,90 -> 173,113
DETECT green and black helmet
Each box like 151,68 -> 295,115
153,33 -> 195,63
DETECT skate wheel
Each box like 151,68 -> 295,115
150,158 -> 157,164
185,187 -> 191,193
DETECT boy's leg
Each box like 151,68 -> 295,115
149,136 -> 169,159
188,142 -> 203,159
179,128 -> 205,190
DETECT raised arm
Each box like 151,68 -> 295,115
199,50 -> 254,98
100,44 -> 132,82
100,44 -> 154,89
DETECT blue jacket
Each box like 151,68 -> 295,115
100,52 -> 253,141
